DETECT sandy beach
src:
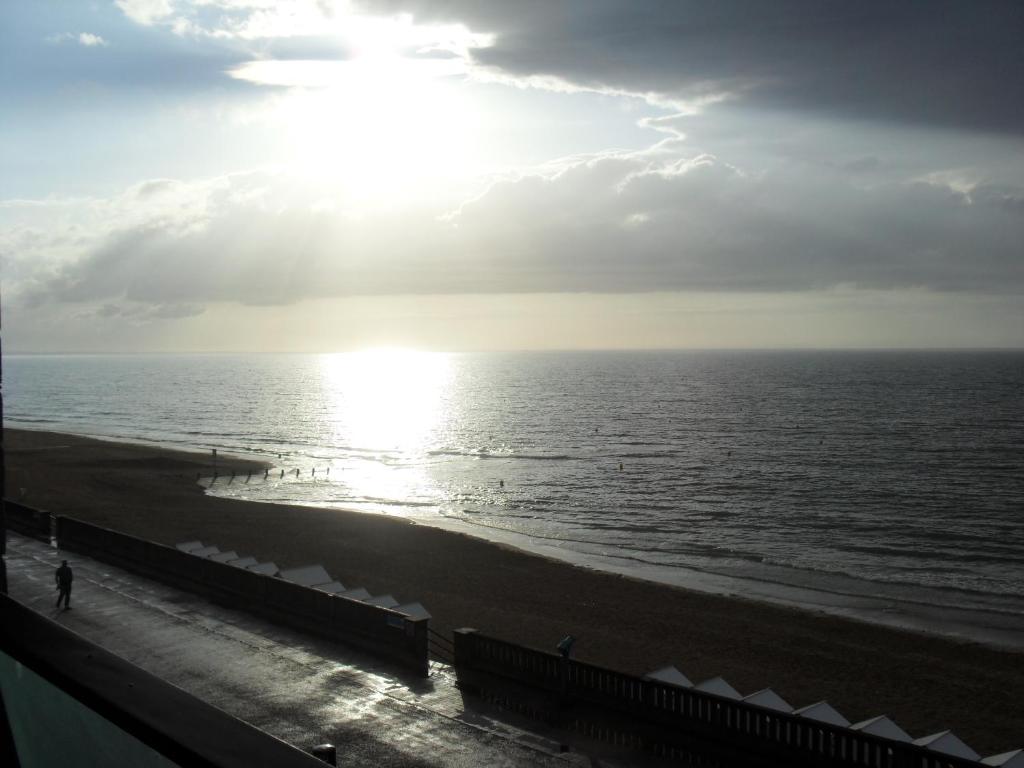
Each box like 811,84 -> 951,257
5,428 -> 1021,753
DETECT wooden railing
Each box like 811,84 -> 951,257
453,629 -> 984,768
5,505 -> 429,677
4,500 -> 52,542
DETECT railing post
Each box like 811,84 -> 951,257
452,627 -> 478,669
409,618 -> 429,678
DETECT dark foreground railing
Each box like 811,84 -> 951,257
0,593 -> 324,767
453,629 -> 983,768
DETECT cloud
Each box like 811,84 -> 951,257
6,137 -> 1023,320
115,0 -> 175,26
45,32 -> 110,47
359,0 -> 1024,135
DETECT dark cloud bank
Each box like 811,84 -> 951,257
370,0 -> 1024,134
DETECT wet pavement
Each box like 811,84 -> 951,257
5,532 -> 621,768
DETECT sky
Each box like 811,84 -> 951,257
2,0 -> 1022,352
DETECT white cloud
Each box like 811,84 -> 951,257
45,32 -> 110,47
77,32 -> 109,47
115,0 -> 175,26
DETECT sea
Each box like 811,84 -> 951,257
5,350 -> 1023,648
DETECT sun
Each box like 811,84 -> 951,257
231,16 -> 487,207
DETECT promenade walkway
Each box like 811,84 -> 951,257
5,532 -> 636,768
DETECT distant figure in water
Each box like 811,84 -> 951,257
55,560 -> 73,609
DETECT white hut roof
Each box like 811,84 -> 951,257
913,731 -> 979,760
982,749 -> 1024,767
794,701 -> 850,727
851,715 -> 911,742
191,546 -> 220,558
364,594 -> 399,608
644,666 -> 693,688
338,587 -> 371,601
208,551 -> 239,563
394,602 -> 432,620
247,562 -> 279,576
176,541 -> 204,552
694,677 -> 741,699
742,689 -> 792,712
278,565 -> 333,587
227,556 -> 258,568
315,581 -> 347,594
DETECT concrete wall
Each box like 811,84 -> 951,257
54,516 -> 429,676
5,501 -> 52,542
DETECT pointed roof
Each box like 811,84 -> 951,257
694,677 -> 741,699
913,731 -> 979,760
315,581 -> 347,594
364,594 -> 399,608
191,546 -> 220,558
208,551 -> 239,563
226,556 -> 258,569
278,565 -> 333,587
851,715 -> 911,742
176,541 -> 204,552
742,688 -> 792,712
247,562 -> 279,576
644,666 -> 693,688
394,602 -> 432,620
794,701 -> 850,727
338,587 -> 371,601
983,750 -> 1024,768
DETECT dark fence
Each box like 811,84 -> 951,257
51,516 -> 428,676
4,500 -> 52,542
453,629 -> 982,768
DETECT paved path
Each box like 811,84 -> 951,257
6,533 -> 630,768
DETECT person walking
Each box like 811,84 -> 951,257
55,560 -> 73,610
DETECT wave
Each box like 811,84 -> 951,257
429,448 -> 575,461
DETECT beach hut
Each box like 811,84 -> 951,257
394,602 -> 432,620
794,701 -> 850,727
191,546 -> 220,558
694,677 -> 741,699
208,551 -> 239,563
247,562 -> 279,576
982,749 -> 1024,768
337,587 -> 371,601
176,541 -> 204,553
226,556 -> 258,569
315,581 -> 347,594
913,731 -> 979,761
278,565 -> 333,587
644,666 -> 693,688
364,594 -> 400,608
742,688 -> 793,712
850,715 -> 911,742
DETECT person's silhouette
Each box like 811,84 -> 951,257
55,560 -> 73,609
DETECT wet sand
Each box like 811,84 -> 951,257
5,429 -> 1022,753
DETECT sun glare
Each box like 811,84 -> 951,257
290,60 -> 473,200
228,14 -> 489,206
318,348 -> 453,454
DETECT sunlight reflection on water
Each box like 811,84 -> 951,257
318,349 -> 454,513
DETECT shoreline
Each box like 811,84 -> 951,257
23,420 -> 1024,650
5,428 -> 1022,753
